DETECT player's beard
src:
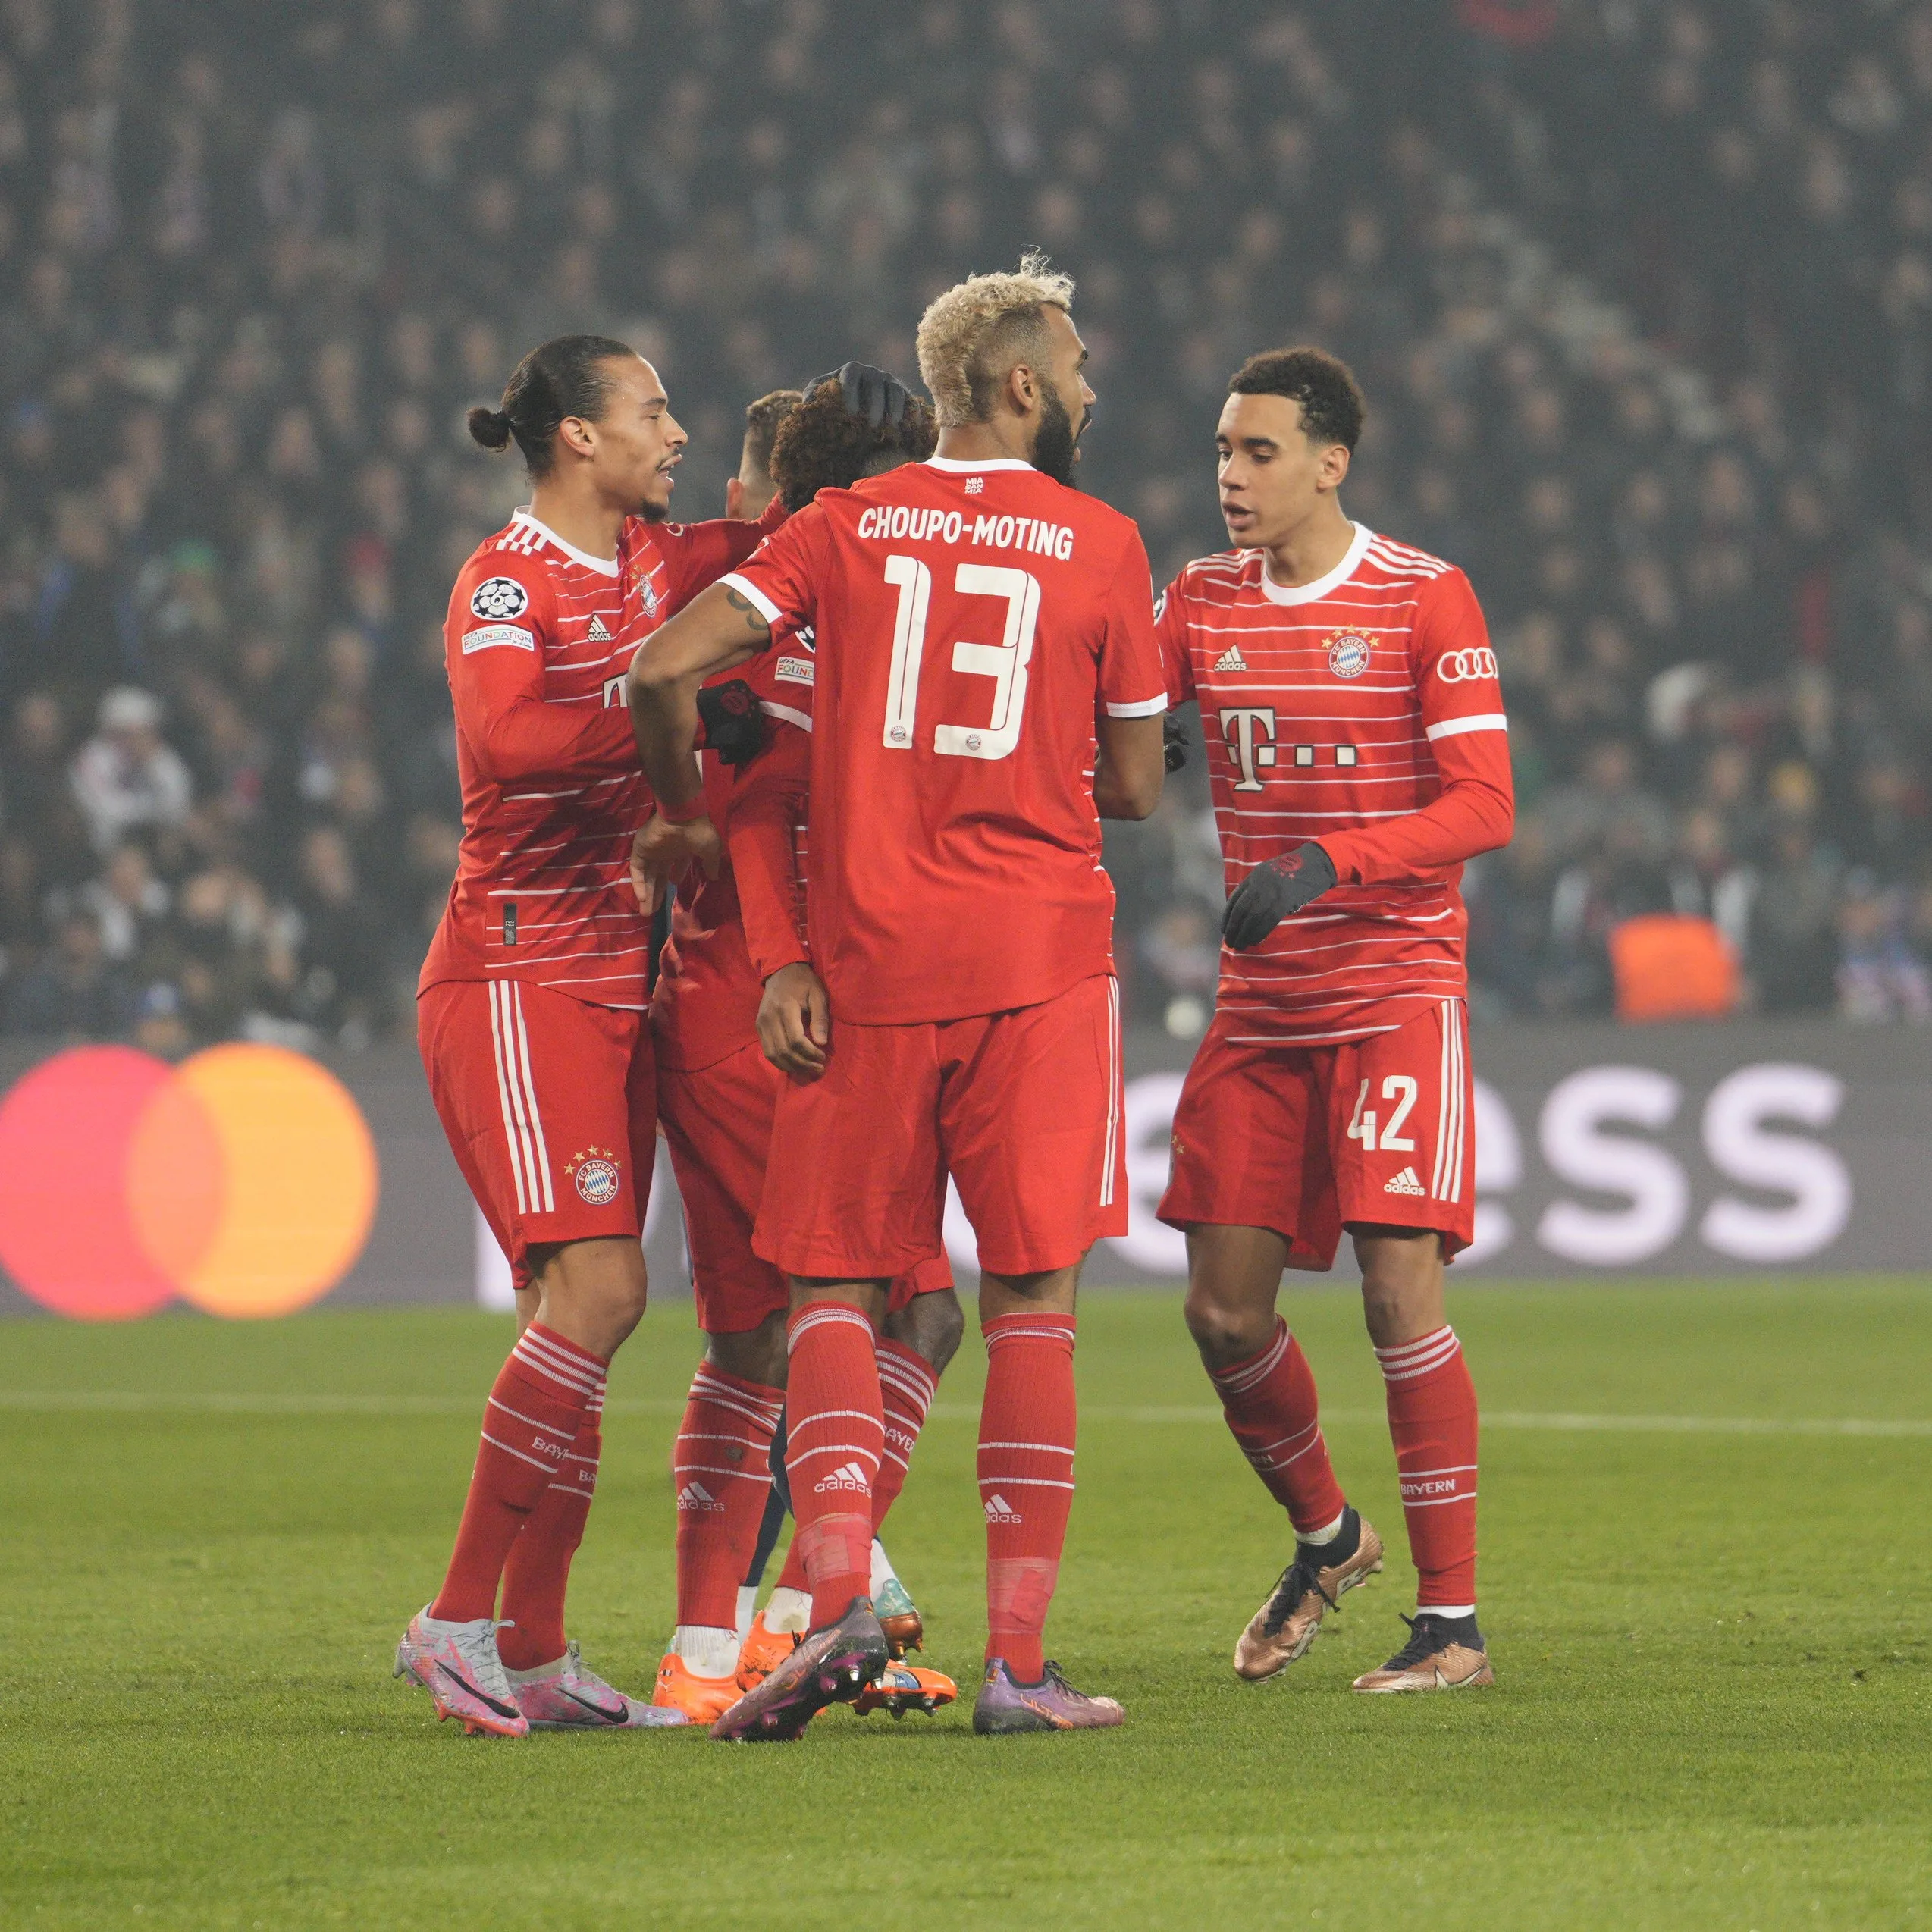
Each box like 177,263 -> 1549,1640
1030,385 -> 1084,488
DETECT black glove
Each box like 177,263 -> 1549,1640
1222,842 -> 1338,950
695,679 -> 766,769
1162,711 -> 1189,773
811,360 -> 911,431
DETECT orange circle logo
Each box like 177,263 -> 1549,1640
0,1043 -> 378,1321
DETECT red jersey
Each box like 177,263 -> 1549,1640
651,641 -> 814,1070
723,455 -> 1168,1026
1159,523 -> 1513,1046
419,501 -> 781,1009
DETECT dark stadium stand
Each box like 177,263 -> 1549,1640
0,0 -> 1926,1045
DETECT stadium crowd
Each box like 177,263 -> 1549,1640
0,0 -> 1927,1047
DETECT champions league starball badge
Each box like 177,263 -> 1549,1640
1326,631 -> 1373,679
470,576 -> 529,620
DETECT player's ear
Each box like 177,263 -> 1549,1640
725,475 -> 745,519
557,413 -> 598,463
1318,442 -> 1352,494
1005,359 -> 1037,418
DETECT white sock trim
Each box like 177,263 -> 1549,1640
670,1625 -> 742,1679
1419,1603 -> 1476,1620
734,1584 -> 758,1650
1297,1507 -> 1348,1546
764,1586 -> 811,1634
869,1537 -> 898,1595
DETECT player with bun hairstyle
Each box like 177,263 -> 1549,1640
397,336 -> 905,1739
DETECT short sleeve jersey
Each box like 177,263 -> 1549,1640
723,456 -> 1168,1026
1160,523 -> 1509,1045
651,633 -> 817,1070
420,503 -> 778,1009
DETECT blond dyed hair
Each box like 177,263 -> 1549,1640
915,250 -> 1077,429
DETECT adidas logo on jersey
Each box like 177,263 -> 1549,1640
1383,1167 -> 1426,1197
814,1460 -> 873,1495
676,1479 -> 725,1513
586,615 -> 614,642
1213,645 -> 1249,673
983,1492 -> 1023,1524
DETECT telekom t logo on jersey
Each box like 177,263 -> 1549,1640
1218,707 -> 1361,792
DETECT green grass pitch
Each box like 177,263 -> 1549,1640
3,1280 -> 1929,1930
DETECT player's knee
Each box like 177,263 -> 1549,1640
886,1288 -> 965,1376
1183,1288 -> 1267,1369
707,1313 -> 787,1388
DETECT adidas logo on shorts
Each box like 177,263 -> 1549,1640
1213,645 -> 1249,673
983,1492 -> 1023,1525
1383,1166 -> 1426,1196
814,1460 -> 873,1495
676,1479 -> 725,1513
587,615 -> 614,642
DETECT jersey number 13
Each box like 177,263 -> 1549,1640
880,555 -> 1040,761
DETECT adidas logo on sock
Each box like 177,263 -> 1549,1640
1383,1166 -> 1425,1196
983,1493 -> 1023,1524
587,615 -> 614,641
676,1479 -> 725,1513
814,1460 -> 872,1494
1213,645 -> 1249,673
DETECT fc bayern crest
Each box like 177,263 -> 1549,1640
471,576 -> 529,621
568,1149 -> 622,1207
1327,632 -> 1373,679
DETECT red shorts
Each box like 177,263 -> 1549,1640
658,1037 -> 952,1333
757,974 -> 1126,1280
1159,998 -> 1476,1269
419,978 -> 657,1293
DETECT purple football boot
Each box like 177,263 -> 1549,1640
972,1658 -> 1124,1735
710,1596 -> 889,1742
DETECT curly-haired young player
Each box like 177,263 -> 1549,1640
646,376 -> 964,1725
1156,347 -> 1513,1695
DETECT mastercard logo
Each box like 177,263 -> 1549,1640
0,1043 -> 378,1322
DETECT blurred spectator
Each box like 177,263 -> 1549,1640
3,911 -> 124,1039
68,688 -> 193,854
1837,874 -> 1932,1023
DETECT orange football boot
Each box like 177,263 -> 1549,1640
652,1654 -> 739,1724
852,1661 -> 958,1719
735,1611 -> 803,1692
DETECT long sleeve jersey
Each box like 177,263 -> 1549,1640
1159,522 -> 1513,1045
419,498 -> 783,1009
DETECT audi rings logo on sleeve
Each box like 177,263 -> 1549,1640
470,576 -> 530,621
1435,647 -> 1499,684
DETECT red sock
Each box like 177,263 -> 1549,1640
773,1531 -> 810,1596
782,1303 -> 883,1629
672,1362 -> 784,1632
873,1338 -> 937,1535
1208,1319 -> 1347,1535
1375,1325 -> 1479,1612
431,1323 -> 604,1625
979,1311 -> 1077,1680
497,1388 -> 602,1671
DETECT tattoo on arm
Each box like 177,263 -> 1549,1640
724,588 -> 770,637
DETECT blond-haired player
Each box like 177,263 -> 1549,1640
630,256 -> 1168,1739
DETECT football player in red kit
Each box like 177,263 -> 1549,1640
397,337 -> 883,1736
630,257 -> 1168,1739
647,380 -> 963,1724
1156,348 -> 1513,1694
